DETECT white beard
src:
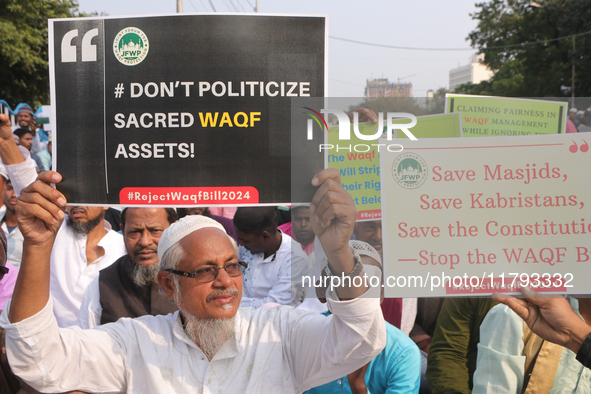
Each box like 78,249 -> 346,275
172,278 -> 237,361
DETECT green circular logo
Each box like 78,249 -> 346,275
392,153 -> 428,189
113,27 -> 149,66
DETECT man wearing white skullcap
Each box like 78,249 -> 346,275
577,110 -> 585,126
0,169 -> 386,393
569,108 -> 578,124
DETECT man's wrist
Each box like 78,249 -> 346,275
568,321 -> 591,354
0,138 -> 25,164
324,247 -> 363,278
324,247 -> 369,300
324,247 -> 356,275
22,237 -> 58,252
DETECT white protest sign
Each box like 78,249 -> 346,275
380,134 -> 591,297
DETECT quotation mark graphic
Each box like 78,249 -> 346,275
569,140 -> 589,153
61,29 -> 99,62
114,83 -> 125,98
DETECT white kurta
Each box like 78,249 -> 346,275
76,275 -> 102,329
239,231 -> 311,308
50,221 -> 125,327
1,290 -> 386,394
1,218 -> 24,269
4,157 -> 126,327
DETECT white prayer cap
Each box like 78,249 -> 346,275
158,215 -> 227,261
349,240 -> 382,268
578,111 -> 585,116
0,164 -> 8,181
570,108 -> 578,113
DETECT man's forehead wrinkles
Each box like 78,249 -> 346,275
185,252 -> 237,268
183,244 -> 237,261
129,224 -> 161,231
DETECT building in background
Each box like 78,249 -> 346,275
365,78 -> 413,100
449,54 -> 493,91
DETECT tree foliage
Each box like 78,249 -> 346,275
0,0 -> 80,108
433,87 -> 450,98
457,0 -> 591,98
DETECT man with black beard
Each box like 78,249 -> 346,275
77,207 -> 178,328
0,115 -> 126,327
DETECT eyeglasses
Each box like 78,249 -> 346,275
163,261 -> 247,283
0,266 -> 9,281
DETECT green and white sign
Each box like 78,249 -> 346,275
445,94 -> 567,137
391,112 -> 463,139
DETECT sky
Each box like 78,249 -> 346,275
77,0 -> 481,98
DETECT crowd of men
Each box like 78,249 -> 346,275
0,111 -> 420,393
0,103 -> 591,393
8,105 -> 52,172
568,107 -> 591,133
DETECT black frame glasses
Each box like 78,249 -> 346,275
163,261 -> 247,283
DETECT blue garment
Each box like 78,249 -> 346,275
306,321 -> 421,394
37,128 -> 48,142
30,152 -> 46,172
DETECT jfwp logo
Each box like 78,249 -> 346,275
303,108 -> 417,153
113,27 -> 149,66
392,153 -> 428,189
